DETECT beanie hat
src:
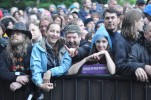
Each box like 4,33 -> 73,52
144,4 -> 151,16
91,25 -> 112,50
64,24 -> 81,35
84,18 -> 93,26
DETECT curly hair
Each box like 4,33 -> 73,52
6,33 -> 31,64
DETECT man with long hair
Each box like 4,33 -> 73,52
0,22 -> 38,99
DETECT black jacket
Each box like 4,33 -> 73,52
72,40 -> 91,64
114,34 -> 137,75
0,37 -> 8,54
127,40 -> 151,74
0,46 -> 32,82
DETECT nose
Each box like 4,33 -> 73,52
99,42 -> 103,46
70,38 -> 74,42
53,31 -> 58,36
108,18 -> 112,22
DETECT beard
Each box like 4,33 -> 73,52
10,38 -> 24,47
67,41 -> 79,48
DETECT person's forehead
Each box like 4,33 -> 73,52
66,32 -> 79,36
29,24 -> 39,30
49,24 -> 60,29
105,12 -> 117,17
41,20 -> 49,24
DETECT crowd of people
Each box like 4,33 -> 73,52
0,0 -> 151,99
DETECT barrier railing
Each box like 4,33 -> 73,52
1,74 -> 151,100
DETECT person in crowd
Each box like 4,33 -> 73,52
91,2 -> 104,18
0,15 -> 17,29
113,4 -> 124,32
84,18 -> 95,33
135,0 -> 146,11
0,21 -> 8,53
0,22 -> 39,99
29,23 -> 44,44
30,23 -> 72,91
39,16 -> 52,37
71,10 -> 79,18
10,7 -> 18,16
68,25 -> 115,75
104,8 -> 120,45
78,0 -> 92,21
49,4 -> 57,17
94,19 -> 104,32
123,3 -> 134,14
64,24 -> 91,63
144,4 -> 151,26
28,14 -> 39,26
127,22 -> 151,82
57,7 -> 66,17
69,18 -> 85,33
107,0 -> 117,9
29,23 -> 54,93
53,14 -> 64,30
91,12 -> 101,24
13,11 -> 21,22
146,0 -> 151,5
114,9 -> 144,76
67,18 -> 88,41
64,14 -> 74,26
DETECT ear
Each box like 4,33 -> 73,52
117,17 -> 120,24
144,32 -> 147,38
134,20 -> 138,26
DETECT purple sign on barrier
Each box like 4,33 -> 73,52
81,64 -> 109,74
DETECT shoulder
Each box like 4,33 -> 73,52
32,43 -> 46,53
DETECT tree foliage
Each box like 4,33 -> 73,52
0,0 -> 136,10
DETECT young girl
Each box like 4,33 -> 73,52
68,25 -> 115,75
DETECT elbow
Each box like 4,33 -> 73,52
108,66 -> 116,75
68,68 -> 77,75
110,70 -> 116,75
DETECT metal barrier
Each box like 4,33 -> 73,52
1,74 -> 151,100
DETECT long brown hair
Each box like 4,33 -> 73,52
121,9 -> 143,39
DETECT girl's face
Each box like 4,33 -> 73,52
46,24 -> 60,45
95,37 -> 108,51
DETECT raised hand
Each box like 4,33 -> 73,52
64,45 -> 78,57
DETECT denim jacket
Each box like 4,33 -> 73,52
30,42 -> 72,86
30,43 -> 47,86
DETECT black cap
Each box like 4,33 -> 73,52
136,0 -> 145,4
